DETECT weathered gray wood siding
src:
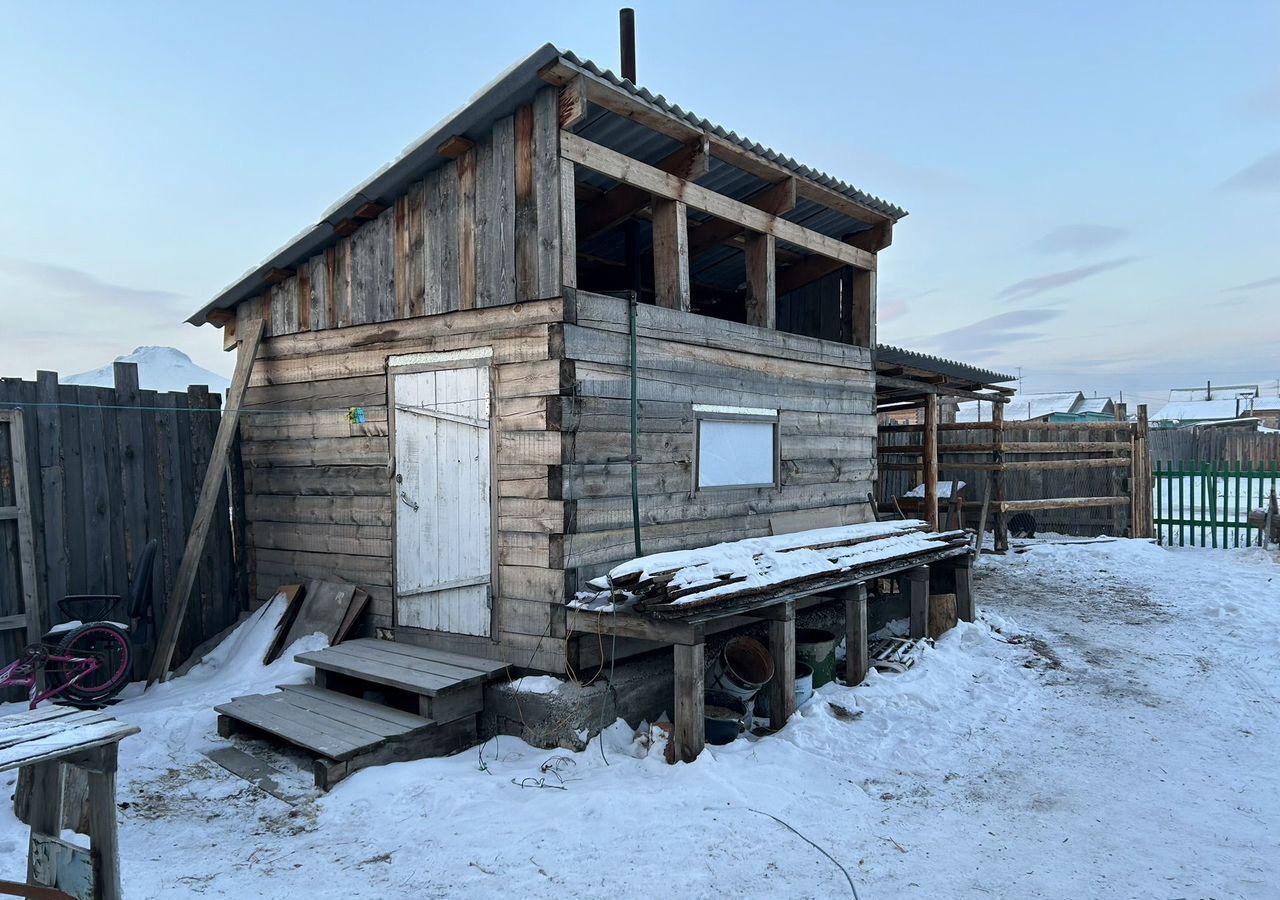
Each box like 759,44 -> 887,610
558,291 -> 878,582
234,87 -> 562,340
238,300 -> 570,671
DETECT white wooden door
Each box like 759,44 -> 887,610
393,364 -> 492,636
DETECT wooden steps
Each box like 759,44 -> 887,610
215,638 -> 507,789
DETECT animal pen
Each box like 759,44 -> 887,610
878,395 -> 1156,545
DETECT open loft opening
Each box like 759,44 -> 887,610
551,54 -> 898,348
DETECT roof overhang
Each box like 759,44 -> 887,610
875,345 -> 1015,409
189,44 -> 907,326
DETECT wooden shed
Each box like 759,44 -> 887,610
193,44 -> 909,678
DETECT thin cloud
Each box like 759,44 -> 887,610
1032,224 -> 1128,255
1223,273 -> 1280,292
0,256 -> 183,307
878,298 -> 910,323
924,308 -> 1063,357
997,257 -> 1138,303
1220,149 -> 1280,192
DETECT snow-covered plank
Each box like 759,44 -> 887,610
0,719 -> 139,772
609,520 -> 928,582
0,709 -> 113,750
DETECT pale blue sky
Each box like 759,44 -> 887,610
3,1 -> 1277,408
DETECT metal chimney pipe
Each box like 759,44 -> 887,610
620,8 -> 637,82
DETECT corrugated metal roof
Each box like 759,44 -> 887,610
190,43 -> 904,324
558,50 -> 907,221
876,344 -> 1015,387
1152,398 -> 1258,422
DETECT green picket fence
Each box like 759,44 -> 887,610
1153,460 -> 1279,548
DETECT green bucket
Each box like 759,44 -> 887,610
795,628 -> 838,688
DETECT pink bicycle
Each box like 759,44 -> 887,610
0,608 -> 132,710
0,541 -> 155,709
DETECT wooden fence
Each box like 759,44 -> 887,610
879,417 -> 1147,540
0,366 -> 244,678
1149,428 -> 1280,466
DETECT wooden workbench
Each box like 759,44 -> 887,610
0,706 -> 139,900
569,546 -> 974,763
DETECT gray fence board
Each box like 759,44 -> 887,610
0,367 -> 243,677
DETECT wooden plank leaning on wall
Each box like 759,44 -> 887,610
148,318 -> 265,685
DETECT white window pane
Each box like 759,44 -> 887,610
698,420 -> 775,488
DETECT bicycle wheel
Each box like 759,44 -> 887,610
49,622 -> 132,703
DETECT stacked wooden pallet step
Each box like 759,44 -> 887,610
215,638 -> 507,790
602,520 -> 971,620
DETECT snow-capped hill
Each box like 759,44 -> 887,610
66,346 -> 231,393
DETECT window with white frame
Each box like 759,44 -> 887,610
693,405 -> 779,490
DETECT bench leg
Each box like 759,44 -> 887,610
85,744 -> 122,900
673,643 -> 705,763
955,556 -> 975,623
767,606 -> 796,729
25,760 -> 64,887
907,566 -> 930,640
843,583 -> 869,685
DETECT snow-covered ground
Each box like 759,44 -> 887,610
2,539 -> 1277,898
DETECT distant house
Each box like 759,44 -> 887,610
1150,382 -> 1280,429
1252,398 -> 1280,430
956,391 -> 1115,424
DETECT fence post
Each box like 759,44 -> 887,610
1157,460 -> 1167,545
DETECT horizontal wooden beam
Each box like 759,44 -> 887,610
0,613 -> 27,632
561,132 -> 874,271
567,608 -> 704,645
575,134 -> 710,241
880,420 -> 1133,433
263,267 -> 294,285
0,506 -> 18,520
541,60 -> 896,229
879,441 -> 1133,454
688,176 -> 796,258
999,497 -> 1131,512
877,375 -> 1009,404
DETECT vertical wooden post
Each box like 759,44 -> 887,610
85,744 -> 122,900
651,198 -> 690,311
955,556 -> 975,622
1134,404 -> 1152,539
559,158 -> 578,290
843,583 -> 869,685
457,146 -> 477,310
25,760 -> 64,885
767,601 -> 796,729
907,566 -> 930,639
851,268 -> 876,348
744,233 -> 776,329
992,401 -> 1009,552
7,411 -> 43,644
923,393 -> 939,530
673,642 -> 705,763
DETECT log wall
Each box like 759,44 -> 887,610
558,291 -> 878,583
239,300 -> 570,671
